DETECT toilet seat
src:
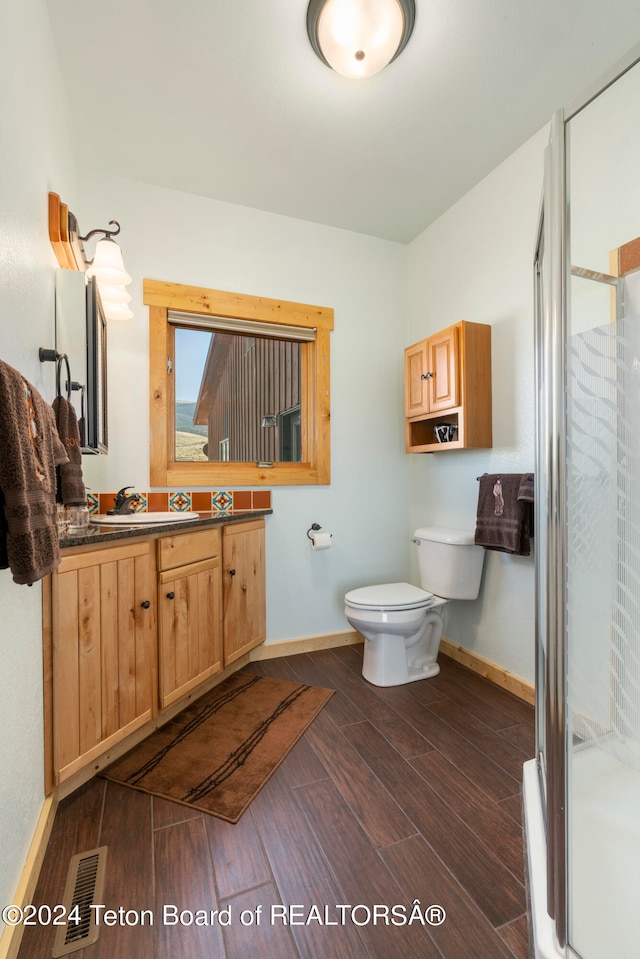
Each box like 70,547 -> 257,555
345,582 -> 435,612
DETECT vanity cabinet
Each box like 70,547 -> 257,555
157,528 -> 223,709
404,320 -> 492,452
222,519 -> 266,665
45,516 -> 267,792
50,540 -> 155,785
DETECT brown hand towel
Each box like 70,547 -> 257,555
474,473 -> 532,556
517,473 -> 535,502
52,395 -> 87,506
0,359 -> 69,585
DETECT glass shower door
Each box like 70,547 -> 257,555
564,57 -> 640,959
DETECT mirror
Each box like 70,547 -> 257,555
54,269 -> 108,453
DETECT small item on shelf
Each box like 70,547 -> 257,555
435,423 -> 458,443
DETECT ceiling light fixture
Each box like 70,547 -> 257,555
307,0 -> 415,79
80,220 -> 133,321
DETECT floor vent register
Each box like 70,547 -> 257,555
52,846 -> 108,957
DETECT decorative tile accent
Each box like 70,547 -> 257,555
88,489 -> 271,514
169,491 -> 192,512
132,492 -> 147,512
212,491 -> 233,514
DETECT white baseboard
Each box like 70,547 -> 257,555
0,796 -> 58,959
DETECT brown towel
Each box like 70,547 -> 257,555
52,395 -> 87,506
517,473 -> 534,502
474,473 -> 532,556
0,359 -> 69,585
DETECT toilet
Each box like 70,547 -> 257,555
344,527 -> 485,687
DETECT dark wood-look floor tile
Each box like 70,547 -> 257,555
251,656 -> 298,680
17,779 -> 106,959
278,733 -> 329,789
154,816 -> 224,959
295,777 -> 441,959
86,783 -> 154,959
330,643 -> 366,674
425,697 -> 531,781
439,658 -> 534,725
343,720 -> 525,927
499,722 -> 536,756
284,653 -> 367,727
220,882 -> 301,959
498,914 -> 530,959
204,809 -> 272,900
250,771 -> 373,959
409,751 -> 525,881
380,835 -> 519,959
152,795 -> 202,830
382,686 -> 522,802
497,792 -> 524,827
303,710 -> 417,847
308,649 -> 436,758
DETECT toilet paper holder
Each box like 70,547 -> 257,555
306,522 -> 332,541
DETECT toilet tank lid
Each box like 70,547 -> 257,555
413,526 -> 476,546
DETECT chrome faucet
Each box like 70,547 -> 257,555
107,486 -> 143,515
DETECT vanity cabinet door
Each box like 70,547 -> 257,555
51,540 -> 155,785
157,556 -> 223,709
222,519 -> 266,666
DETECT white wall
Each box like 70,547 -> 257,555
0,0 -> 77,934
406,126 -> 549,684
76,171 -> 410,643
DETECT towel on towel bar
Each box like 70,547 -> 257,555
474,473 -> 533,556
52,395 -> 86,505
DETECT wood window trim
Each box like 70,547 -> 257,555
144,279 -> 333,487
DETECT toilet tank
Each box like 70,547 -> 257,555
413,527 -> 485,600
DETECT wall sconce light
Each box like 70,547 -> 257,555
306,0 -> 415,78
261,414 -> 277,428
80,221 -> 133,321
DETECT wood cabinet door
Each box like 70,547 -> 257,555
158,556 -> 223,709
427,325 -> 459,411
404,340 -> 430,416
51,540 -> 155,783
222,520 -> 266,666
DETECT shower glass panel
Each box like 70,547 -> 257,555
565,58 -> 640,959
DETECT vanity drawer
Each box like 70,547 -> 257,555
157,527 -> 221,570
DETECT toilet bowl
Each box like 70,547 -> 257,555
344,528 -> 485,687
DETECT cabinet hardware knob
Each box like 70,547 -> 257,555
229,568 -> 236,576
421,371 -> 433,379
141,600 -> 151,609
166,591 -> 175,600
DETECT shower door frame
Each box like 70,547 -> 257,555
530,40 -> 640,959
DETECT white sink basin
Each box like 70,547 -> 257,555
94,511 -> 200,525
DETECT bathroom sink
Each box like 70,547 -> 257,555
94,511 -> 200,525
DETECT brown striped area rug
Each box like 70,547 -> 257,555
101,671 -> 333,823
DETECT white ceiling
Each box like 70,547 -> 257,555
45,0 -> 640,243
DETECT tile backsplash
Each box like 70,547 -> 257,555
88,489 -> 271,516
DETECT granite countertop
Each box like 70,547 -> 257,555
59,509 -> 272,549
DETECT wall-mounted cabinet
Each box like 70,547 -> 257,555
404,320 -> 492,452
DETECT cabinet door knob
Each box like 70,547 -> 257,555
141,600 -> 151,609
166,591 -> 175,600
229,568 -> 236,576
421,371 -> 433,379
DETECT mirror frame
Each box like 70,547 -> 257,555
144,279 -> 333,486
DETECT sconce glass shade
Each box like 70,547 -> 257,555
85,236 -> 133,321
85,237 -> 132,286
307,0 -> 415,78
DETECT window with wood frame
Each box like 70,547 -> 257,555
144,279 -> 333,487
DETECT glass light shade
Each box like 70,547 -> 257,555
102,300 -> 134,322
316,0 -> 405,78
98,284 -> 132,305
86,237 -> 132,286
